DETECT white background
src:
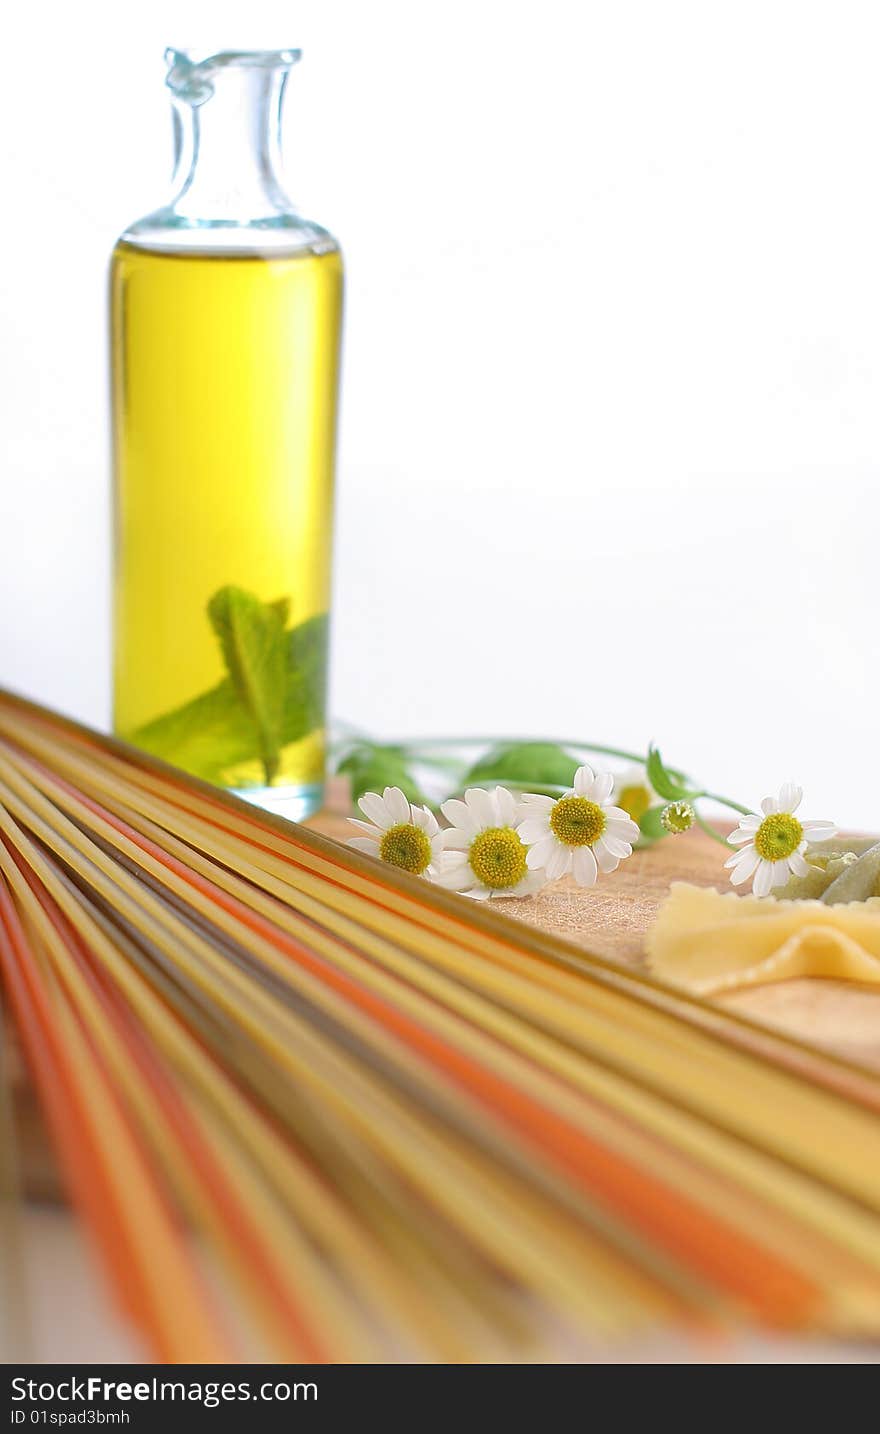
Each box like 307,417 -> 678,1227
1,0 -> 878,824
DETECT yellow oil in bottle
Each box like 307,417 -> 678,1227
111,241 -> 343,813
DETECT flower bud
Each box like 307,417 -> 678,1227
661,800 -> 695,835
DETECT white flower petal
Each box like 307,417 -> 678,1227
602,833 -> 633,860
465,787 -> 497,829
544,844 -> 572,881
574,765 -> 595,796
347,837 -> 381,856
752,859 -> 776,898
347,817 -> 383,837
802,821 -> 837,841
728,828 -> 756,847
441,829 -> 472,851
413,805 -> 439,835
788,849 -> 812,878
590,771 -> 615,804
738,814 -> 761,830
777,783 -> 803,815
727,846 -> 760,882
431,864 -> 471,890
440,798 -> 479,834
518,818 -> 551,844
384,787 -> 411,825
594,837 -> 620,874
494,786 -> 518,827
468,886 -> 493,901
520,793 -> 555,812
358,792 -> 394,829
438,851 -> 469,873
572,846 -> 599,887
760,796 -> 777,816
526,835 -> 558,869
605,815 -> 640,844
603,805 -> 635,825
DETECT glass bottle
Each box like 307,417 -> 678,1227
111,48 -> 343,821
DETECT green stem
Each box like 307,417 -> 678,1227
398,735 -> 649,766
699,790 -> 754,818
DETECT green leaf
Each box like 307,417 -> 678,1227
637,805 -> 669,845
646,745 -> 694,802
465,741 -> 579,796
267,596 -> 291,627
206,586 -> 290,784
337,744 -> 427,806
129,613 -> 329,786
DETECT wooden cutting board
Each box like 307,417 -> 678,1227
312,789 -> 880,1071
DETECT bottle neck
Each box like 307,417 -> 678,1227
120,49 -> 336,254
170,67 -> 293,223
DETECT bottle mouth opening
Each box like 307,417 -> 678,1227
165,47 -> 302,104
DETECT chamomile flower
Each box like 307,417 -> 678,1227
724,783 -> 837,898
434,787 -> 543,900
347,787 -> 445,877
518,765 -> 640,887
612,764 -> 658,824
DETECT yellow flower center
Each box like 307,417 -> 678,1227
753,812 -> 803,862
549,796 -> 607,847
617,783 -> 652,822
379,822 -> 433,874
468,827 -> 528,890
